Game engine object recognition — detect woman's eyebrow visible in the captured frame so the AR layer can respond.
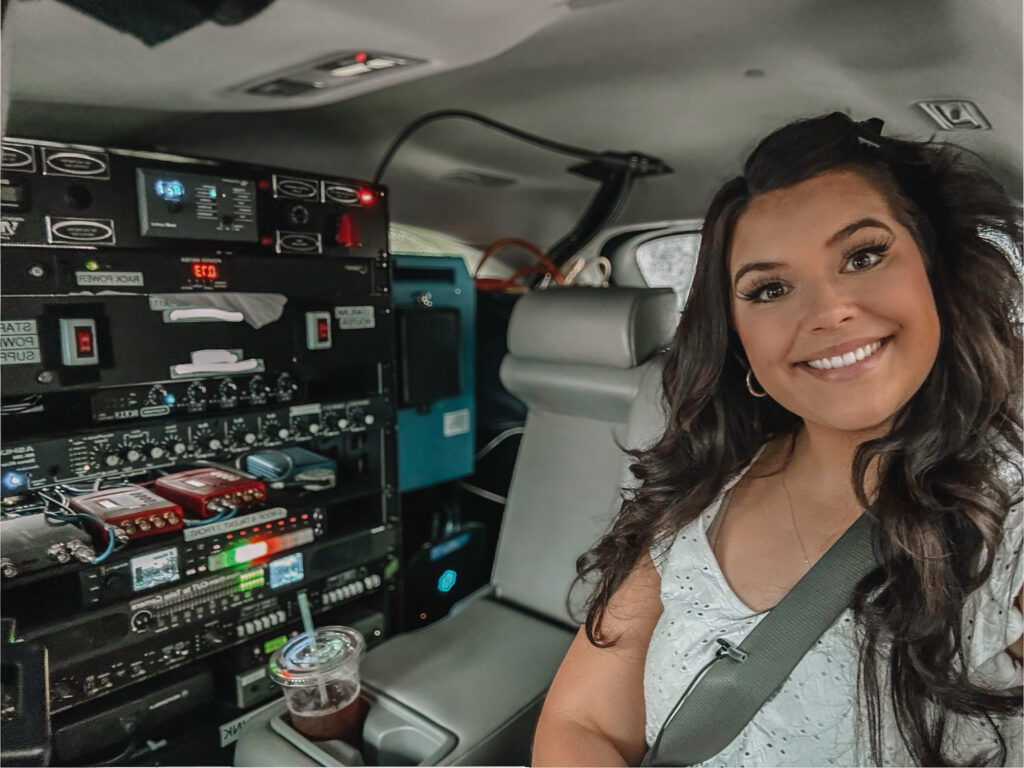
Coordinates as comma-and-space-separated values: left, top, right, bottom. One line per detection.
732, 261, 783, 287
825, 217, 894, 248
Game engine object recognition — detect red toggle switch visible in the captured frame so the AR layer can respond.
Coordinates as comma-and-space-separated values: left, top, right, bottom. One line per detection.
59, 318, 99, 366
317, 318, 329, 343
336, 213, 361, 248
74, 326, 94, 356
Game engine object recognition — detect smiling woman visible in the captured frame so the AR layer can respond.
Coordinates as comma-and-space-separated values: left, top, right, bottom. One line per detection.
534, 112, 1023, 767
730, 169, 942, 435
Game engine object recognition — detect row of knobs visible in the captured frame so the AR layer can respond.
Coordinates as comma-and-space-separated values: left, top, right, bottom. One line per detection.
147, 373, 296, 409
306, 412, 376, 435
93, 411, 377, 467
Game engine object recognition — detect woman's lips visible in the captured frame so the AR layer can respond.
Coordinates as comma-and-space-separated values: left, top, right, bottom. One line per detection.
797, 336, 893, 382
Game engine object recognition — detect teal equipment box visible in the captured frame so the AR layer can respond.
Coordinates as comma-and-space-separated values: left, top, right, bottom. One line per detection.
392, 254, 475, 492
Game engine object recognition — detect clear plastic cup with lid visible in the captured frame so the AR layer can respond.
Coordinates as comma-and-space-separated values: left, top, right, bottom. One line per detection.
269, 626, 366, 742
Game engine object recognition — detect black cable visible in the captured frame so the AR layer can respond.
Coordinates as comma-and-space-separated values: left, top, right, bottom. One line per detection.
373, 109, 605, 185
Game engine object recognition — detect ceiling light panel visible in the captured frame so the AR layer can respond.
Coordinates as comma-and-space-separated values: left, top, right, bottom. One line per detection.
242, 52, 424, 97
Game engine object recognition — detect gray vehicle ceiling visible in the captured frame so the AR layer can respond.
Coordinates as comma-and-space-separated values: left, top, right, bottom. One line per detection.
2, 0, 1020, 252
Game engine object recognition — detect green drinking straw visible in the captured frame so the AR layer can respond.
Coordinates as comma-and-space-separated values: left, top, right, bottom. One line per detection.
296, 591, 328, 706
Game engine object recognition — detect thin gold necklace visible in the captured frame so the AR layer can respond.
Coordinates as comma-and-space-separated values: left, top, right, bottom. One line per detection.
779, 473, 811, 567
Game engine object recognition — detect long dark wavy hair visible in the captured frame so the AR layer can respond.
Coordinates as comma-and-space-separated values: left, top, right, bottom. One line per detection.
574, 112, 1023, 765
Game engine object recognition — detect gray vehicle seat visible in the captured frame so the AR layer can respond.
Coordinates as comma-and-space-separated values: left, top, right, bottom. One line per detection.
359, 286, 676, 765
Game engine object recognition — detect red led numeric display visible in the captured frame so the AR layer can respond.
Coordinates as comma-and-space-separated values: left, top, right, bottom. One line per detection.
191, 263, 219, 280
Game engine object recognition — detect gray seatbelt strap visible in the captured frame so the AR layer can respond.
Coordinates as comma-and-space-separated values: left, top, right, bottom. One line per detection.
642, 514, 878, 766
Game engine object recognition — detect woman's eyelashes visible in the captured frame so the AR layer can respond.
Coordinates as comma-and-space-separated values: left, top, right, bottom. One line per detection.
840, 238, 892, 273
737, 239, 894, 303
738, 277, 789, 303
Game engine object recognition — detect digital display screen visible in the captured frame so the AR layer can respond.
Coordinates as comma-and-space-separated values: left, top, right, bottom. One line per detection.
131, 547, 181, 592
154, 179, 186, 200
268, 553, 304, 590
191, 262, 220, 280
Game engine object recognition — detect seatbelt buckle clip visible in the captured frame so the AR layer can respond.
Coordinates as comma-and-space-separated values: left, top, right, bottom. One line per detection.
715, 638, 749, 662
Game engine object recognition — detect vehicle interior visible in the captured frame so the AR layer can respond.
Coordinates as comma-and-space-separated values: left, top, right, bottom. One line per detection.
0, 1, 1020, 765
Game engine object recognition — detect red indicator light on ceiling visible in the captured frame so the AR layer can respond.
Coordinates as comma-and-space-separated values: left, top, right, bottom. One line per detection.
74, 326, 94, 356
257, 179, 271, 191
358, 188, 375, 205
354, 51, 368, 63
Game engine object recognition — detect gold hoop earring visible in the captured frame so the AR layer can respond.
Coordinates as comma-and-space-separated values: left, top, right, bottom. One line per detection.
746, 369, 767, 398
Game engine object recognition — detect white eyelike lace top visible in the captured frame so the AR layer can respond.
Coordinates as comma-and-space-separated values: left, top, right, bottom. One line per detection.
643, 461, 1024, 767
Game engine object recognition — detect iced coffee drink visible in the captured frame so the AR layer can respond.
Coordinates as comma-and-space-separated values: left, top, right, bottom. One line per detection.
269, 626, 366, 743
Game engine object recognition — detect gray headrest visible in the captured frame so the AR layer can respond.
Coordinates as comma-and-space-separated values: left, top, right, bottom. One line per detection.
506, 287, 677, 369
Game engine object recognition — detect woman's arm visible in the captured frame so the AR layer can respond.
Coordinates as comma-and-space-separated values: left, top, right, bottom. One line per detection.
532, 553, 664, 767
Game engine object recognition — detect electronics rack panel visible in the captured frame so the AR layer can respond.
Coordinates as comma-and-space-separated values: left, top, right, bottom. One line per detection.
0, 138, 400, 765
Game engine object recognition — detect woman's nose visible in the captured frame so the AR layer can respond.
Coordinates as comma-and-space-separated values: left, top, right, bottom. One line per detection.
805, 279, 857, 332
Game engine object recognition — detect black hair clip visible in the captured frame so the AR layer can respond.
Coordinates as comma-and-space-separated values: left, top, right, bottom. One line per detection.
854, 117, 885, 149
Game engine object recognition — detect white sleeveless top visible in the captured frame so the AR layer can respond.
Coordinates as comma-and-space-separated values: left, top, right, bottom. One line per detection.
643, 460, 1024, 766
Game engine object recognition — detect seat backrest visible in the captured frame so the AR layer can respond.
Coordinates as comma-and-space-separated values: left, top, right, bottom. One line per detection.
491, 286, 676, 625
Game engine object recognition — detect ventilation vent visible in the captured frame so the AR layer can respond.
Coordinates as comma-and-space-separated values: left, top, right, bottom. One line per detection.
917, 100, 991, 130
442, 170, 517, 188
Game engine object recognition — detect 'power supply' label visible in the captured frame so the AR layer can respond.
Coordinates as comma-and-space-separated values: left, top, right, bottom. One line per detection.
0, 319, 40, 365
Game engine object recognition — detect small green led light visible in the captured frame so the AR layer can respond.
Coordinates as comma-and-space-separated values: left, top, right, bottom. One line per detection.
84, 260, 100, 271
264, 635, 288, 654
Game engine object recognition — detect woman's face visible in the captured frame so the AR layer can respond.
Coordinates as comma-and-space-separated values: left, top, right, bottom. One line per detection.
728, 168, 941, 434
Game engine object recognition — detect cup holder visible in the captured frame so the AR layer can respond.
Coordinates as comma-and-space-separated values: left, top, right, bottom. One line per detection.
269, 686, 456, 767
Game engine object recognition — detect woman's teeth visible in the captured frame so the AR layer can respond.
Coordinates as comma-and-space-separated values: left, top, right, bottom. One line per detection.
806, 339, 884, 370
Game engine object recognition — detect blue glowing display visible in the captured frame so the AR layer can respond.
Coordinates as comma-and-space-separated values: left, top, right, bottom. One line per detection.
2, 471, 27, 491
269, 553, 304, 590
437, 569, 457, 593
154, 179, 186, 200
